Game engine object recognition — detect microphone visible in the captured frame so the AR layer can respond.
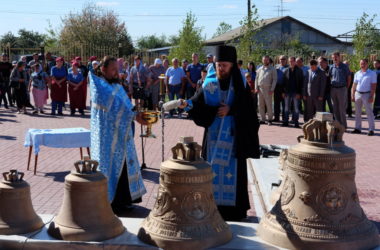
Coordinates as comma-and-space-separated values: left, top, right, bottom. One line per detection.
162, 99, 183, 111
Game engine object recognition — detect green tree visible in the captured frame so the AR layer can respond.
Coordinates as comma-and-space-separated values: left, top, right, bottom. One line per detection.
0, 29, 46, 48
16, 29, 46, 48
59, 3, 134, 56
136, 34, 170, 50
0, 32, 18, 47
45, 20, 59, 49
213, 22, 232, 38
351, 13, 380, 71
234, 4, 264, 64
169, 12, 204, 61
168, 35, 180, 46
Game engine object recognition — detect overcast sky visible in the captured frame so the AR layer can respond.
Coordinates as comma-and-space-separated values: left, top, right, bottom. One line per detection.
0, 0, 379, 44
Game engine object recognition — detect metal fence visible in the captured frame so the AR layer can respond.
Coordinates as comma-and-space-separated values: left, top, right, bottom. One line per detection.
1, 43, 167, 66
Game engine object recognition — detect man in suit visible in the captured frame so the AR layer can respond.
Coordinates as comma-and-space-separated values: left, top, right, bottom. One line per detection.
282, 56, 304, 128
303, 59, 326, 121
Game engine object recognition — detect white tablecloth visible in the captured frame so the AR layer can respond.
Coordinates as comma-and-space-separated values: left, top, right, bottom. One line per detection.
24, 128, 91, 155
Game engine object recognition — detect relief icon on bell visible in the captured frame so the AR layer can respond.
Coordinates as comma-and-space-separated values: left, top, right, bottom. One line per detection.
138, 136, 232, 250
257, 112, 379, 250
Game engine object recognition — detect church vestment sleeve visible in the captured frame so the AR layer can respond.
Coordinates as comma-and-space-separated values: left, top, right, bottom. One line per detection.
188, 88, 218, 128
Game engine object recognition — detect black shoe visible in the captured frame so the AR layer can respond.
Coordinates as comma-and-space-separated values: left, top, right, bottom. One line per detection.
281, 122, 289, 127
294, 123, 300, 128
57, 112, 63, 116
272, 118, 280, 122
368, 131, 374, 136
4, 105, 9, 109
51, 112, 56, 116
348, 115, 353, 118
259, 121, 266, 125
351, 129, 361, 134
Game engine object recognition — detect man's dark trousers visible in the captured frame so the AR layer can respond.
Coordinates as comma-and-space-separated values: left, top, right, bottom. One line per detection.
274, 85, 284, 121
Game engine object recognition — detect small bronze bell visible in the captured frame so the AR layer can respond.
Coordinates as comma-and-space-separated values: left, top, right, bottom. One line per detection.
48, 158, 125, 241
138, 137, 232, 250
0, 169, 43, 234
258, 113, 379, 250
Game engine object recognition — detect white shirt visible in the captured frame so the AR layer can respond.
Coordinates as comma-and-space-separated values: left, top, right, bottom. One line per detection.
354, 69, 377, 92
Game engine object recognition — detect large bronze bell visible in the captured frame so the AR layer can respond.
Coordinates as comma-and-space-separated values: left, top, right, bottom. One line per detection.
138, 137, 232, 250
48, 158, 124, 241
258, 113, 379, 250
0, 170, 43, 234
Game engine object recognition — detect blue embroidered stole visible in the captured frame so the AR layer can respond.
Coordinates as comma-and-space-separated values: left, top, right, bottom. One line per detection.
203, 68, 237, 206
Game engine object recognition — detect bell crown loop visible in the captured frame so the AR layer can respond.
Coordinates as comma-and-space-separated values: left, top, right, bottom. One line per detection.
74, 157, 99, 174
171, 136, 202, 162
2, 169, 24, 182
300, 112, 345, 145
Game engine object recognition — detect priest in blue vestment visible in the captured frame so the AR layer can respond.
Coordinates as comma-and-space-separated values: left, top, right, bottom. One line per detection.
90, 56, 147, 214
180, 46, 260, 221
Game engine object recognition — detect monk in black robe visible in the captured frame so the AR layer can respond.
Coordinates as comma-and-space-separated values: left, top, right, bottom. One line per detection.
180, 45, 260, 221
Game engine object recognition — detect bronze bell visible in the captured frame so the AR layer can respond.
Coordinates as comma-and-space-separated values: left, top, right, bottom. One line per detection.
48, 158, 125, 241
258, 113, 379, 250
138, 136, 232, 250
0, 169, 44, 234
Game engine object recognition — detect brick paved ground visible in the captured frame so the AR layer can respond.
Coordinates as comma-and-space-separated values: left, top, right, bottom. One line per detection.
0, 100, 379, 227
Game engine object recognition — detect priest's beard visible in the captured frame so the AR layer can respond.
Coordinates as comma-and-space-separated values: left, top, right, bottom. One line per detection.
216, 68, 232, 81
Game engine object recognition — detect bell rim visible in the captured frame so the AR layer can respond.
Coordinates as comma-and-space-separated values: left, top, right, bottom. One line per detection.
47, 219, 125, 241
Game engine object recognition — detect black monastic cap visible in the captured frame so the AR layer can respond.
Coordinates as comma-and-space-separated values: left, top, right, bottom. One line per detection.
215, 45, 237, 63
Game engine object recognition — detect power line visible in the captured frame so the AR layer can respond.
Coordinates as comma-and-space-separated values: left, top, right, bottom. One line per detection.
0, 9, 377, 22
271, 0, 291, 17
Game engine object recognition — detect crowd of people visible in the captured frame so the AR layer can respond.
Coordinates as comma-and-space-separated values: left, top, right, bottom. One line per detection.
0, 52, 90, 116
0, 50, 379, 135
250, 53, 379, 136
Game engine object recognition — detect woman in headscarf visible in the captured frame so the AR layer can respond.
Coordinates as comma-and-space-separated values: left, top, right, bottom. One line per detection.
29, 63, 49, 114
67, 61, 85, 116
74, 56, 88, 112
50, 57, 68, 115
10, 61, 28, 114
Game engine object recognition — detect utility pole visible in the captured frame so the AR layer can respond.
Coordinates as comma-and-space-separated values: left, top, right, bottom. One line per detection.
248, 0, 251, 18
247, 0, 252, 54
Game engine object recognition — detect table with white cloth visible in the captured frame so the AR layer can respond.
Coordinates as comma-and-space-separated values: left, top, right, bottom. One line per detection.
24, 128, 91, 175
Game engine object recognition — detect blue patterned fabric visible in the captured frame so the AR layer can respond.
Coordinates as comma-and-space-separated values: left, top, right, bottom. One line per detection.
202, 67, 237, 206
89, 73, 146, 202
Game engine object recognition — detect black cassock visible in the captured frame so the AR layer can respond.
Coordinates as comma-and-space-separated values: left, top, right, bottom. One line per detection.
188, 69, 260, 221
